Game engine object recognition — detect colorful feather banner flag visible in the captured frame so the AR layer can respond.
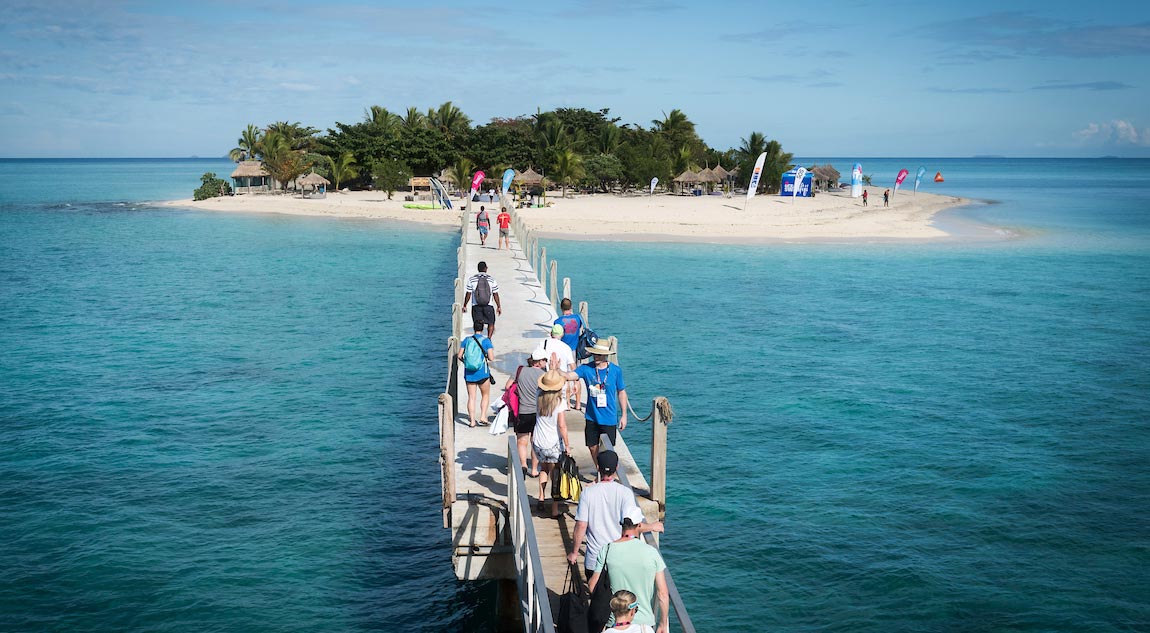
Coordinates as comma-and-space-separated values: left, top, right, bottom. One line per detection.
501, 169, 515, 196
894, 168, 909, 197
851, 163, 863, 198
430, 177, 452, 209
744, 152, 767, 210
792, 167, 808, 202
650, 177, 659, 195
914, 167, 926, 196
470, 171, 486, 196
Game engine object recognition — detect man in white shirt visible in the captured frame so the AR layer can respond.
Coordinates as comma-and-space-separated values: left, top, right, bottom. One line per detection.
540, 323, 579, 410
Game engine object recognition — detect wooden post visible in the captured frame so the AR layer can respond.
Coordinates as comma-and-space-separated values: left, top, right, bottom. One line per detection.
453, 278, 462, 314
452, 302, 462, 344
563, 277, 571, 301
607, 335, 619, 366
579, 301, 590, 330
539, 248, 548, 293
446, 336, 459, 417
651, 397, 668, 519
549, 261, 558, 311
438, 392, 456, 529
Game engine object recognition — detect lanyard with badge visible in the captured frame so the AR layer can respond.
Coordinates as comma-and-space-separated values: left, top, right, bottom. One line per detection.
589, 365, 609, 408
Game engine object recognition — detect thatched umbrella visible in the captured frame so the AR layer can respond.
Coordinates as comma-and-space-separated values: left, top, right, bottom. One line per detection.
230, 160, 270, 193
712, 163, 731, 180
515, 167, 544, 185
811, 164, 841, 191
673, 170, 699, 194
299, 171, 330, 192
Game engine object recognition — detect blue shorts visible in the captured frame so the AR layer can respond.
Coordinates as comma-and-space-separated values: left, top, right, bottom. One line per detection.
478, 226, 489, 237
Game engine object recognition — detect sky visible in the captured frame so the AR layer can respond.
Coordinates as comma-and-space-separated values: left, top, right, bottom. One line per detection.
1, 0, 1149, 158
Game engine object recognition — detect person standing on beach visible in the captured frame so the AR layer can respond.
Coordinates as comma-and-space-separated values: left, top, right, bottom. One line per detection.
562, 340, 626, 471
458, 321, 494, 427
496, 207, 512, 250
862, 189, 868, 207
567, 450, 663, 582
476, 205, 491, 246
463, 261, 502, 339
883, 189, 890, 207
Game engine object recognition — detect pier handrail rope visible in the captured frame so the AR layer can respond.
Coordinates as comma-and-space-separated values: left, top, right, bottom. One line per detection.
601, 435, 696, 633
507, 435, 558, 633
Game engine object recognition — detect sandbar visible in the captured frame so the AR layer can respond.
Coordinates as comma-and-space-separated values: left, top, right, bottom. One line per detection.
164, 186, 975, 243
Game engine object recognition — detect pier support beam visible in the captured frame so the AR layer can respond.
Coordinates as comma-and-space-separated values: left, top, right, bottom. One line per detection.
651, 397, 668, 518
549, 261, 558, 311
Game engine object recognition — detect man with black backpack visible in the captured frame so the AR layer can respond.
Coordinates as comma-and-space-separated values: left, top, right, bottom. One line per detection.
463, 261, 502, 339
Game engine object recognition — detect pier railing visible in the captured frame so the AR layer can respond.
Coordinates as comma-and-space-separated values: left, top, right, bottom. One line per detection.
507, 435, 557, 633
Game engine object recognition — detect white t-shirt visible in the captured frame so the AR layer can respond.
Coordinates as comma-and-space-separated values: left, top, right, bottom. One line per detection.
606, 624, 654, 633
541, 337, 575, 371
573, 479, 644, 572
533, 400, 568, 451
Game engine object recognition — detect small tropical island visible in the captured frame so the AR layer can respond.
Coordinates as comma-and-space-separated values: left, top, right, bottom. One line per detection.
173, 103, 971, 243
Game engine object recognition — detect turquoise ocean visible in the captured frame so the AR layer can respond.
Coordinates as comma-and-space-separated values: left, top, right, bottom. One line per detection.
1, 158, 1147, 631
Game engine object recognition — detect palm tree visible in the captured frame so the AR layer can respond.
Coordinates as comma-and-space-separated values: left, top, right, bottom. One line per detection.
266, 121, 318, 152
401, 107, 426, 131
324, 152, 358, 191
652, 109, 696, 138
762, 140, 794, 194
364, 106, 401, 137
427, 101, 471, 140
736, 132, 768, 192
551, 149, 583, 198
597, 124, 622, 156
260, 130, 312, 191
446, 157, 475, 195
672, 146, 696, 177
229, 124, 263, 162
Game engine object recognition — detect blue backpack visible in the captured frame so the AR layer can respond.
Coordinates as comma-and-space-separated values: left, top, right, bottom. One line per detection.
463, 336, 486, 371
575, 328, 599, 360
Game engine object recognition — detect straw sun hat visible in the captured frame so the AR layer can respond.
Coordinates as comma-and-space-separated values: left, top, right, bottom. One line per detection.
585, 340, 613, 356
537, 370, 566, 392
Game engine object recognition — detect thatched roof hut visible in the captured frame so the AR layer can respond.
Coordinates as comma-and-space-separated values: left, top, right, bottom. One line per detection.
299, 171, 330, 187
673, 170, 699, 184
811, 164, 841, 190
230, 160, 270, 193
515, 167, 544, 185
697, 167, 720, 183
712, 164, 731, 180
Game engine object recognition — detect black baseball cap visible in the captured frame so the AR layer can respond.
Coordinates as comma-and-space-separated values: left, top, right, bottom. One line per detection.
598, 450, 619, 476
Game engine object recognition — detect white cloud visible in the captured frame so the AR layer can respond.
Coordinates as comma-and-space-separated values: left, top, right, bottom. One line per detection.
1073, 119, 1150, 146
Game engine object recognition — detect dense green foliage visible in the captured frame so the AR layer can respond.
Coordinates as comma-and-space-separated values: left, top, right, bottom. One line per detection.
193, 172, 231, 200
226, 104, 793, 194
371, 158, 412, 200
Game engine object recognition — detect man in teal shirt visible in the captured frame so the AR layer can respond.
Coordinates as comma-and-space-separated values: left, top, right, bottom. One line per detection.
588, 517, 669, 633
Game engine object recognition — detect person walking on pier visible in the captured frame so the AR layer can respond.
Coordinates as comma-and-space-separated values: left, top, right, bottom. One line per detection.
476, 205, 491, 246
542, 324, 580, 411
496, 206, 512, 250
507, 348, 548, 477
589, 518, 670, 633
533, 369, 571, 518
458, 321, 495, 428
602, 590, 656, 633
463, 261, 502, 339
567, 450, 663, 582
554, 298, 585, 354
563, 340, 626, 472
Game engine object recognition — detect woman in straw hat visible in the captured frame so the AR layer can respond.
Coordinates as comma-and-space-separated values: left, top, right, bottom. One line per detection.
533, 369, 571, 518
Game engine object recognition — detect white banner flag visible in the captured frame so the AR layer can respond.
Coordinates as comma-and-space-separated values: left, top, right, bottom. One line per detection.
744, 152, 767, 209
793, 167, 808, 202
650, 177, 659, 195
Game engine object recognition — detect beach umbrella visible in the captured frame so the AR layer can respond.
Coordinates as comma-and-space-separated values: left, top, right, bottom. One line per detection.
299, 171, 330, 187
515, 167, 544, 185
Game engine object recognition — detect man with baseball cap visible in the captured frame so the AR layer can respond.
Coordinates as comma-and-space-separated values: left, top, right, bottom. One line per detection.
567, 450, 664, 582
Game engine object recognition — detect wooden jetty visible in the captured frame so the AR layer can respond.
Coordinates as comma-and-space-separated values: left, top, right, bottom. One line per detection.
437, 198, 695, 632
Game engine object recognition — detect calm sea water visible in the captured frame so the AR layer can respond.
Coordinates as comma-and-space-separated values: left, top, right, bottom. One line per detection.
2, 158, 1148, 632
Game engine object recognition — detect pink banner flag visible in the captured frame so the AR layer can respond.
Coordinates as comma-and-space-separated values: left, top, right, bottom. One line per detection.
893, 169, 909, 196
470, 171, 486, 195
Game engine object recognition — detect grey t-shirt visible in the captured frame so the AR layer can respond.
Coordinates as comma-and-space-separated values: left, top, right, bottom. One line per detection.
516, 366, 546, 415
573, 480, 644, 571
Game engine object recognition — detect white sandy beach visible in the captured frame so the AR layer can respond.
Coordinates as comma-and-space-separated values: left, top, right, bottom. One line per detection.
165, 186, 972, 243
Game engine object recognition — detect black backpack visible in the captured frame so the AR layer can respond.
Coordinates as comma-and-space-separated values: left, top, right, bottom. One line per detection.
474, 275, 492, 306
575, 328, 598, 360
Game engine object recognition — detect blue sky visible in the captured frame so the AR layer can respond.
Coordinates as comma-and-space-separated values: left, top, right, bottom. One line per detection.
2, 0, 1148, 158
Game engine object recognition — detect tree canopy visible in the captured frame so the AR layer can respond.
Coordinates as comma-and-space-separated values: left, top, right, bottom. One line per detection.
227, 103, 792, 194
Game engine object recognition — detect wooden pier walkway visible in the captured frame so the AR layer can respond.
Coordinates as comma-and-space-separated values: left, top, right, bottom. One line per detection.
437, 199, 692, 632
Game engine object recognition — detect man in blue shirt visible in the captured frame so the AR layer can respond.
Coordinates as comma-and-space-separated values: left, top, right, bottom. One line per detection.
554, 298, 584, 353
564, 339, 627, 472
